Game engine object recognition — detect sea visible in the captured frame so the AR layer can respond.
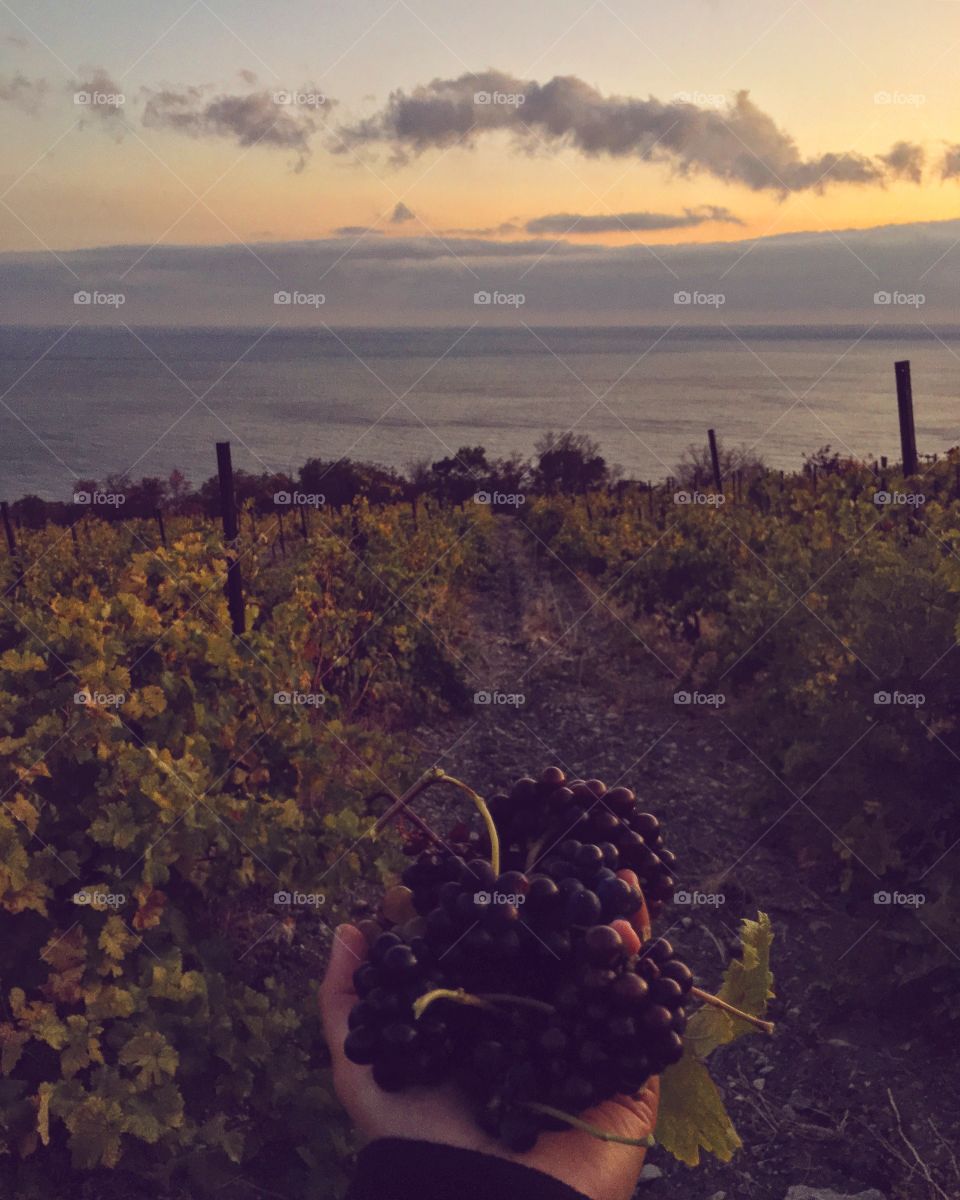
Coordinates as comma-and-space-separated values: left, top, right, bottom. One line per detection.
2, 325, 959, 500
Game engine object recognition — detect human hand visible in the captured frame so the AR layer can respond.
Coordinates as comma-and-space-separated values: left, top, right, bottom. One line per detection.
318, 871, 659, 1200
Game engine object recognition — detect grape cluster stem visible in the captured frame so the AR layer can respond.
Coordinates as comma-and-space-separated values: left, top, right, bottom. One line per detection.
521, 1102, 656, 1148
372, 768, 501, 876
689, 987, 774, 1034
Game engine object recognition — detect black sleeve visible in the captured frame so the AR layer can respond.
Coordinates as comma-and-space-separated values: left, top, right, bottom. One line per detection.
345, 1137, 592, 1200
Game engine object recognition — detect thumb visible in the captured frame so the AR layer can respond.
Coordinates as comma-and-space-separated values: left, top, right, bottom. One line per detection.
319, 923, 368, 1066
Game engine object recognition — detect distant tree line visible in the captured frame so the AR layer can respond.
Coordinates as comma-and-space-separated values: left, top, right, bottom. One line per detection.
5, 431, 618, 527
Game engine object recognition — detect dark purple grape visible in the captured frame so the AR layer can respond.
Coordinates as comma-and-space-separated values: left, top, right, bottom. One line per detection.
352, 964, 379, 996
565, 888, 602, 925
611, 973, 649, 1009
605, 786, 635, 814
496, 870, 529, 896
652, 977, 684, 1006
499, 1110, 539, 1152
348, 1002, 374, 1029
643, 1005, 674, 1032
370, 931, 402, 965
538, 1027, 569, 1057
574, 844, 604, 873
382, 944, 418, 977
585, 924, 624, 965
632, 813, 660, 839
526, 875, 560, 915
344, 1027, 378, 1065
660, 960, 694, 993
372, 1058, 407, 1091
465, 859, 497, 890
598, 842, 620, 869
647, 937, 674, 963
381, 1022, 418, 1051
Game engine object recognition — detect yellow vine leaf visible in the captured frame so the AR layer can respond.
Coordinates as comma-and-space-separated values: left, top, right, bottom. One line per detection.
98, 915, 139, 961
656, 913, 774, 1164
655, 1047, 743, 1166
0, 1024, 30, 1075
119, 1031, 179, 1088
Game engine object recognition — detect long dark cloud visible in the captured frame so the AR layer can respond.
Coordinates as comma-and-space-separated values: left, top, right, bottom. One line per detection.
0, 72, 47, 114
142, 85, 329, 171
3, 219, 960, 326
525, 205, 743, 235
337, 71, 919, 194
442, 221, 520, 236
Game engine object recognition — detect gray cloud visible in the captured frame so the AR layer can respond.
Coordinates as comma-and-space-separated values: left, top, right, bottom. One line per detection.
71, 68, 126, 135
391, 201, 416, 222
878, 141, 925, 184
337, 71, 917, 194
941, 144, 960, 180
0, 72, 47, 114
526, 205, 743, 235
142, 85, 328, 171
333, 225, 385, 235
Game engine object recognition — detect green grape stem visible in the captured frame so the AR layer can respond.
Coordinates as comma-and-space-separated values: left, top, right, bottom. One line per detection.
413, 988, 556, 1020
413, 988, 493, 1020
432, 772, 501, 877
521, 1102, 656, 1148
691, 986, 774, 1034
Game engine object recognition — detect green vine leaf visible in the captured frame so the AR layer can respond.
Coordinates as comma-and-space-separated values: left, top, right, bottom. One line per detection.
655, 912, 774, 1164
655, 1049, 742, 1167
686, 911, 775, 1058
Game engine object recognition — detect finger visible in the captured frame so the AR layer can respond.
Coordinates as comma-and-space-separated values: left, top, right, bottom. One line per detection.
646, 1073, 661, 1120
610, 918, 641, 957
616, 869, 651, 940
319, 923, 368, 1069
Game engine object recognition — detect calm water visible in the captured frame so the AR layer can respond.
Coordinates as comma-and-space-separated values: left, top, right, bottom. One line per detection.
2, 325, 960, 500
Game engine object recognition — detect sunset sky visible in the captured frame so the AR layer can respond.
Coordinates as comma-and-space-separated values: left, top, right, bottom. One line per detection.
2, 0, 958, 323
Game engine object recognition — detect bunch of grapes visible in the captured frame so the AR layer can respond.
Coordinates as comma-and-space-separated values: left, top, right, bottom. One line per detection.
344, 766, 694, 1151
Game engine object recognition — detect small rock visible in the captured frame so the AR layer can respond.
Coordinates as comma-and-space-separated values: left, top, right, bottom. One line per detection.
709, 1193, 727, 1200
783, 1188, 885, 1200
753, 1077, 765, 1090
638, 1164, 663, 1182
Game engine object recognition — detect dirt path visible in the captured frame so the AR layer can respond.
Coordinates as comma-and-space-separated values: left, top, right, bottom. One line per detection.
402, 517, 958, 1200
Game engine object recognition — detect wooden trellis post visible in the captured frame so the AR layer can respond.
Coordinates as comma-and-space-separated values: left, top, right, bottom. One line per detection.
216, 442, 245, 635
895, 360, 918, 476
708, 428, 722, 492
